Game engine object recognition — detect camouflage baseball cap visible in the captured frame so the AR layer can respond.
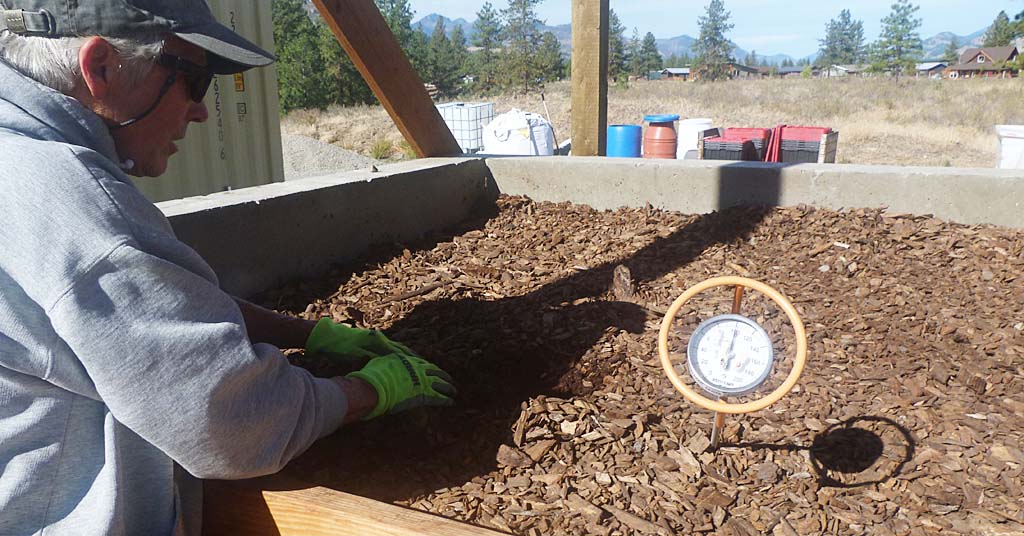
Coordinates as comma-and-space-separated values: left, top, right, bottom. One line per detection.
0, 0, 275, 73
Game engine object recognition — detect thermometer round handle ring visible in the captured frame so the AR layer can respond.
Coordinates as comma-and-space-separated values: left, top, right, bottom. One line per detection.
658, 276, 807, 415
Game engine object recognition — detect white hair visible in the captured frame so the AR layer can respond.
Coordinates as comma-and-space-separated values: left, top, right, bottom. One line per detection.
0, 31, 165, 94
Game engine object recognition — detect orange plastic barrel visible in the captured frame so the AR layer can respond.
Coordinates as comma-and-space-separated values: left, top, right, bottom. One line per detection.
643, 114, 680, 159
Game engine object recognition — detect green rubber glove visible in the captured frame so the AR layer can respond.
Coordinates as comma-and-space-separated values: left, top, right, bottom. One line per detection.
347, 353, 456, 420
305, 318, 415, 365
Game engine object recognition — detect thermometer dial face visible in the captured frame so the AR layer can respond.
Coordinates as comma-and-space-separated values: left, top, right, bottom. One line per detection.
687, 314, 775, 396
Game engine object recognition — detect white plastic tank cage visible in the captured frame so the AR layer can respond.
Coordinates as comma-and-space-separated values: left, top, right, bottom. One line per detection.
436, 102, 495, 154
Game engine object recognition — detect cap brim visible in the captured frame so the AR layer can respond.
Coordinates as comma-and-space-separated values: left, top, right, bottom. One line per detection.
175, 22, 275, 74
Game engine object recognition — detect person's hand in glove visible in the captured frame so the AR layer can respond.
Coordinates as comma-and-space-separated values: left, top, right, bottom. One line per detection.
347, 353, 456, 420
305, 318, 415, 366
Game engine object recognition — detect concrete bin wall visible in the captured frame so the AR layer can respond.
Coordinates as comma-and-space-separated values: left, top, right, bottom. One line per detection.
161, 158, 1024, 298
161, 158, 494, 297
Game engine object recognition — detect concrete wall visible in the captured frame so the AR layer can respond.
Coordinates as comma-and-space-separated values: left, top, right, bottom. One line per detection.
162, 157, 1023, 297
485, 157, 1024, 228
160, 158, 492, 297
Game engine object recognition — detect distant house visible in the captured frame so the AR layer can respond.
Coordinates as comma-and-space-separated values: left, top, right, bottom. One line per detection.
823, 65, 849, 77
947, 47, 1019, 79
916, 62, 947, 79
680, 64, 765, 81
659, 67, 690, 81
777, 66, 807, 78
823, 64, 870, 77
727, 63, 762, 79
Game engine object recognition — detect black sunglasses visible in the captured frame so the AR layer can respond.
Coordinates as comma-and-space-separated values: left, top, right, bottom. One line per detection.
156, 53, 216, 103
111, 53, 216, 129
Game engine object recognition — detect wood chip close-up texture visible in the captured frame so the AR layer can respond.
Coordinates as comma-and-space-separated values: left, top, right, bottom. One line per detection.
257, 195, 1024, 536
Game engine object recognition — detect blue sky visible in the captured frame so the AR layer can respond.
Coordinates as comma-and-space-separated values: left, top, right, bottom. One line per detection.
407, 1, 1024, 57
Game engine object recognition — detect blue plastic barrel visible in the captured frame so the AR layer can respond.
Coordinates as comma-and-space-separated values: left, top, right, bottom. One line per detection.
607, 125, 643, 157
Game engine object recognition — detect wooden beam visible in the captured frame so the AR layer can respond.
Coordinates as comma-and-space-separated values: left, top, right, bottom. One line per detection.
312, 0, 462, 157
203, 478, 509, 535
570, 0, 609, 156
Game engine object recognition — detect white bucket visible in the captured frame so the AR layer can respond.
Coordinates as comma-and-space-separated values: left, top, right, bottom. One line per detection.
677, 118, 715, 159
482, 109, 555, 156
996, 125, 1024, 169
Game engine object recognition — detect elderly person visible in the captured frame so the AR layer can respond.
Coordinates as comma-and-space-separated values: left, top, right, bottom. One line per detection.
0, 1, 455, 534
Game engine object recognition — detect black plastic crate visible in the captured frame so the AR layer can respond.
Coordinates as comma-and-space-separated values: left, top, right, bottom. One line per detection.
703, 138, 764, 161
781, 140, 820, 163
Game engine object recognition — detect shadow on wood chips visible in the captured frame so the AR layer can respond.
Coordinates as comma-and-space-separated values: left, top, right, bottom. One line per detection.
270, 201, 776, 502
723, 415, 915, 489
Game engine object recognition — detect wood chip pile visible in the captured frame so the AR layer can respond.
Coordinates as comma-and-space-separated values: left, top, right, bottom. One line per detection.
259, 195, 1024, 536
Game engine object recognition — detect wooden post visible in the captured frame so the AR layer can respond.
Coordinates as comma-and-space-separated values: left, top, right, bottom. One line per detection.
570, 0, 609, 156
312, 0, 462, 158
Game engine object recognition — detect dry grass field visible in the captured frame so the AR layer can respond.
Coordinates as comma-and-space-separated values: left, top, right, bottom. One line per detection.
282, 77, 1024, 168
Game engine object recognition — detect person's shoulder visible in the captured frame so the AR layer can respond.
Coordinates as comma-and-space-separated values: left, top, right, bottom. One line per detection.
0, 134, 174, 281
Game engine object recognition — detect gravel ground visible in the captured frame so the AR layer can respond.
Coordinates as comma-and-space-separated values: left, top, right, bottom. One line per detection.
281, 133, 379, 180
259, 196, 1024, 535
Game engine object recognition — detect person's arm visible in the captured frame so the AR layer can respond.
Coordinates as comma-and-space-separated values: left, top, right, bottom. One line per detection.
231, 302, 379, 422
50, 243, 352, 479
233, 297, 317, 349
332, 376, 378, 424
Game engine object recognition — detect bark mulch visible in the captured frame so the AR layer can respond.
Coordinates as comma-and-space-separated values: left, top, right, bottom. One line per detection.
257, 195, 1024, 536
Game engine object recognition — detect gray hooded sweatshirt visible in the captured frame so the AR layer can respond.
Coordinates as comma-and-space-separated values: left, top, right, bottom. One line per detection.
0, 60, 347, 535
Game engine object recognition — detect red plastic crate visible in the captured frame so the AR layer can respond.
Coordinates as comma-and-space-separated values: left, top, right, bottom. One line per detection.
721, 128, 770, 142
780, 126, 832, 142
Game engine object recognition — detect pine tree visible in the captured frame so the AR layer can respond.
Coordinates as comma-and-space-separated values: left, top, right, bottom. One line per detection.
608, 10, 628, 83
818, 9, 865, 69
1016, 10, 1024, 39
868, 0, 923, 78
272, 0, 332, 112
626, 28, 643, 76
536, 32, 564, 84
449, 24, 469, 85
471, 2, 503, 92
639, 32, 663, 75
500, 0, 543, 94
693, 0, 735, 81
376, 0, 427, 73
317, 20, 375, 107
942, 37, 960, 65
982, 11, 1014, 47
426, 19, 462, 96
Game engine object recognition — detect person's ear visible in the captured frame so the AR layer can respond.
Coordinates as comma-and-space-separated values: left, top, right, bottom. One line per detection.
78, 37, 118, 100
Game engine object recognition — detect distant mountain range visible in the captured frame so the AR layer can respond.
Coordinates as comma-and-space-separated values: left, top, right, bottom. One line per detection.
922, 28, 987, 59
413, 13, 474, 38
412, 12, 998, 65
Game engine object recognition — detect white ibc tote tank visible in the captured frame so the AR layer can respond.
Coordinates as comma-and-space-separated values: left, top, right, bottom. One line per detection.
482, 109, 555, 156
996, 125, 1024, 169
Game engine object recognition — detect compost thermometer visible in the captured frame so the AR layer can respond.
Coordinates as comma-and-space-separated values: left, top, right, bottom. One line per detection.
658, 276, 808, 449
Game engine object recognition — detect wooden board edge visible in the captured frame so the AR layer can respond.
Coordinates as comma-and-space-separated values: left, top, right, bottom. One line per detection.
262, 486, 510, 536
203, 479, 509, 536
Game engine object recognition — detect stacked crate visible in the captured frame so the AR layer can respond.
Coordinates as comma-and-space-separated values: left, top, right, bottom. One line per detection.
701, 125, 839, 163
701, 128, 770, 161
778, 126, 837, 163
